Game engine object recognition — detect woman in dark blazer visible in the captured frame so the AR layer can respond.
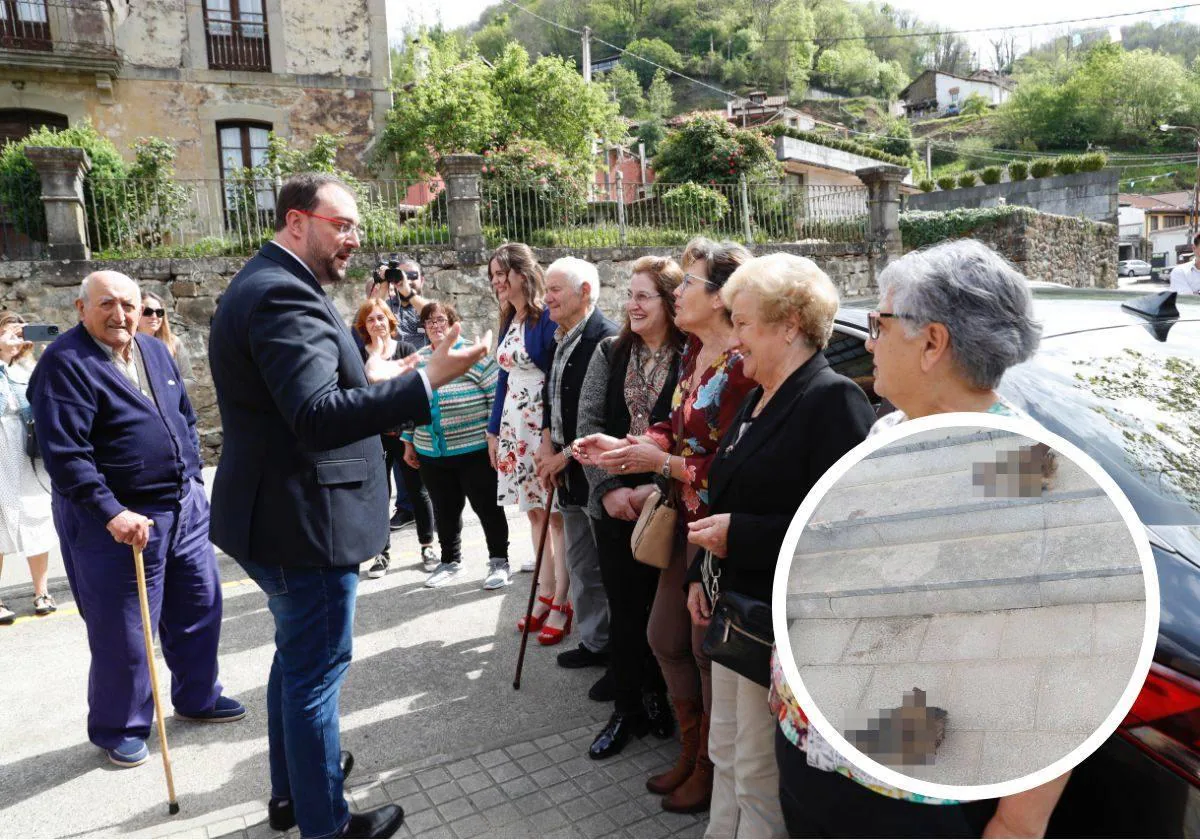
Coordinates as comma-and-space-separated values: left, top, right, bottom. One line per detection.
684, 253, 876, 838
575, 255, 686, 760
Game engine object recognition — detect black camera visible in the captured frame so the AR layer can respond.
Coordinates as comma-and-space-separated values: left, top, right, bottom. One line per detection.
22, 324, 59, 342
384, 259, 405, 283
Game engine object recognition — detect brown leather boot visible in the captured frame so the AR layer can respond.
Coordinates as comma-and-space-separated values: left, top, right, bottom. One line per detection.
646, 696, 702, 795
661, 712, 712, 813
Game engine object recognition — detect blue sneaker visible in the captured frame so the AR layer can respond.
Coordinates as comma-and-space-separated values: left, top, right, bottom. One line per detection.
175, 695, 246, 723
107, 737, 149, 768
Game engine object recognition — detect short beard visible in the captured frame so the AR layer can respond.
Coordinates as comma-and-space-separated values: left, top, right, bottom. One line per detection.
305, 227, 346, 284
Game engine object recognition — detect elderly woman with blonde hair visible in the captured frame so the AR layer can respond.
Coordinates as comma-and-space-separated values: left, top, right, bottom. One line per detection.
682, 253, 876, 837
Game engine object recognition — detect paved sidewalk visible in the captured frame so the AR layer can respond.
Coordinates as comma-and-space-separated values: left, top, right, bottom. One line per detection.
0, 475, 710, 838
190, 717, 705, 840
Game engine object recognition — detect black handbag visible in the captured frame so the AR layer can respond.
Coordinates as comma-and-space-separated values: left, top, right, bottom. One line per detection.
23, 413, 37, 460
698, 550, 774, 687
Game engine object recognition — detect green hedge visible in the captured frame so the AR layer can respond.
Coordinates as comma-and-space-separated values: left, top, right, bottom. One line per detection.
981, 166, 1003, 185
917, 179, 935, 192
1007, 161, 1028, 181
957, 172, 978, 188
763, 125, 911, 168
1030, 158, 1055, 178
936, 175, 957, 191
899, 206, 1036, 251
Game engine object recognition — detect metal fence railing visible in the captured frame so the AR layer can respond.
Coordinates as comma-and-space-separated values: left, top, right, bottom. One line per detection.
0, 0, 118, 57
79, 176, 448, 257
7, 172, 867, 259
481, 179, 869, 248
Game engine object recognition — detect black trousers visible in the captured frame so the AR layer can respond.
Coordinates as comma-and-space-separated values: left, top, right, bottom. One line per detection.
593, 511, 667, 714
381, 435, 435, 546
419, 449, 509, 563
775, 728, 996, 838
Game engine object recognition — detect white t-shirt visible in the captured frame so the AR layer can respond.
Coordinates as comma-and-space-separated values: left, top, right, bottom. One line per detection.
1169, 261, 1200, 294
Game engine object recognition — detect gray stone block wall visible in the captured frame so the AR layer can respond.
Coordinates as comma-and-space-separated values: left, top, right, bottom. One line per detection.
0, 243, 880, 461
904, 171, 1119, 226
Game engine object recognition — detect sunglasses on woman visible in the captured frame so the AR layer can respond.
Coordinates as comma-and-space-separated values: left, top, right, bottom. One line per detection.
867, 310, 919, 340
143, 307, 165, 318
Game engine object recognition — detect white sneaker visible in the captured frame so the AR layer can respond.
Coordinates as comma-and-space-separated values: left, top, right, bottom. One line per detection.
425, 561, 462, 588
483, 558, 511, 590
518, 559, 536, 573
421, 545, 441, 573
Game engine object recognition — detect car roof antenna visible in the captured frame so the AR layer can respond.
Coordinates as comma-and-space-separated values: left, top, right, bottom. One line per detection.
1121, 291, 1180, 321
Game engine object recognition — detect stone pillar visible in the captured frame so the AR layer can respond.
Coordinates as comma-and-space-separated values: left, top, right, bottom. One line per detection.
438, 154, 486, 253
856, 164, 908, 266
25, 146, 93, 261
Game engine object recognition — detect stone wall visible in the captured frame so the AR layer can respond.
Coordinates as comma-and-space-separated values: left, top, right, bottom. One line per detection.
0, 243, 881, 461
941, 211, 1119, 289
903, 171, 1119, 226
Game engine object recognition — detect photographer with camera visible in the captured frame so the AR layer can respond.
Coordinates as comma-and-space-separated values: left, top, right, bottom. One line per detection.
364, 255, 431, 351
364, 256, 437, 533
0, 312, 56, 622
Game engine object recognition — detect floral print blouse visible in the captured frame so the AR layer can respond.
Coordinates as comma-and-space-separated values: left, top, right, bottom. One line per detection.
645, 334, 754, 524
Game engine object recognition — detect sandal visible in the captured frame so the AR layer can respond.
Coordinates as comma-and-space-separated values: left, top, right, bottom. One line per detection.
0, 601, 15, 624
537, 602, 574, 646
33, 594, 57, 615
517, 594, 553, 633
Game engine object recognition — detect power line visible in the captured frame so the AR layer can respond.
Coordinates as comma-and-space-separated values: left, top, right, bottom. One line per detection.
760, 3, 1200, 43
500, 0, 1200, 165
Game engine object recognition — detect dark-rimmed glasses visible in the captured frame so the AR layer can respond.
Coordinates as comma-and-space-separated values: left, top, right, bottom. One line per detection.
424, 316, 450, 327
867, 310, 917, 340
294, 209, 361, 237
143, 307, 165, 318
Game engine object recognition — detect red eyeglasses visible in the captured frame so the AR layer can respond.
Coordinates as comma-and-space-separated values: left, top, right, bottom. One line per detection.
294, 209, 361, 237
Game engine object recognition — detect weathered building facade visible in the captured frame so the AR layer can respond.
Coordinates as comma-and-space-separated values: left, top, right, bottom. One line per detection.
0, 0, 391, 179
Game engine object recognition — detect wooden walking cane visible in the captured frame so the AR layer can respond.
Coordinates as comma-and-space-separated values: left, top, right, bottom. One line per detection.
133, 541, 180, 815
513, 486, 556, 690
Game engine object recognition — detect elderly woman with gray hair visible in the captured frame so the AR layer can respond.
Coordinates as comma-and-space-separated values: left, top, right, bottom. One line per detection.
769, 240, 1065, 838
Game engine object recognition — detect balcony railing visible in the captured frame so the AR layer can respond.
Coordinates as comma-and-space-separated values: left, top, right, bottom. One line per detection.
0, 0, 120, 71
204, 11, 270, 72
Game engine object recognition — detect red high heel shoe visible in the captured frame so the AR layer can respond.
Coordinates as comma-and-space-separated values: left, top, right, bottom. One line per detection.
517, 594, 553, 633
537, 602, 574, 646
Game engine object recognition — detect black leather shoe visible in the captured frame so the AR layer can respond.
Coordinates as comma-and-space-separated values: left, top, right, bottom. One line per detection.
588, 670, 616, 702
589, 711, 649, 760
557, 643, 609, 669
341, 804, 405, 839
268, 751, 355, 830
643, 691, 674, 739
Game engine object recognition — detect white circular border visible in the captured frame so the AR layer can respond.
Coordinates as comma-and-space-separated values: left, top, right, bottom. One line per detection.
770, 411, 1160, 802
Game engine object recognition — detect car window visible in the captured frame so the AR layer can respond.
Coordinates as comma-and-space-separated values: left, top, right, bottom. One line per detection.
1000, 320, 1200, 526
827, 330, 878, 404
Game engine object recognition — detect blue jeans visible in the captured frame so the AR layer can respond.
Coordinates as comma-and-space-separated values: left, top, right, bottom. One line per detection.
237, 560, 358, 838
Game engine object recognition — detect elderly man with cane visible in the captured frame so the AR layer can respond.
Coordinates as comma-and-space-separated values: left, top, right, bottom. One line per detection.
27, 270, 243, 770
209, 173, 490, 840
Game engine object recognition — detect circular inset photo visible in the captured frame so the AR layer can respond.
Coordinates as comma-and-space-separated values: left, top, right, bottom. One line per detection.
773, 414, 1157, 801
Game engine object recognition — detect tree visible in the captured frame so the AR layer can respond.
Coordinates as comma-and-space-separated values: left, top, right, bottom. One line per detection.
990, 34, 1017, 74
602, 65, 645, 118
621, 37, 682, 87
380, 42, 621, 174
652, 114, 779, 184
961, 92, 990, 117
646, 69, 674, 118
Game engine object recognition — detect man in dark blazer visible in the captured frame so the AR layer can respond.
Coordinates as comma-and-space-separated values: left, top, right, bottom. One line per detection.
535, 257, 618, 696
28, 270, 243, 769
208, 173, 488, 840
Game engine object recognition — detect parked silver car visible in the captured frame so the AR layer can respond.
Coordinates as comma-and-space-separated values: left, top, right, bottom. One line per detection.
1118, 259, 1152, 277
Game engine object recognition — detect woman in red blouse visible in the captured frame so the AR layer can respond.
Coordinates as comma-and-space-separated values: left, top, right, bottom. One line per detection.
575, 238, 754, 814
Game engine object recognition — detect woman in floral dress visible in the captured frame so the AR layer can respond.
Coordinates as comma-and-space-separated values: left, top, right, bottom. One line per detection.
575, 238, 755, 813
485, 243, 570, 642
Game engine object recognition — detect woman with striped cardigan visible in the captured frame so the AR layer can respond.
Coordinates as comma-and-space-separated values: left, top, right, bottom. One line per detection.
403, 301, 511, 590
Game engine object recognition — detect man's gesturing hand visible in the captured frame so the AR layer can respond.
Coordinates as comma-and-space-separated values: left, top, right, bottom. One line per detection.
423, 323, 493, 389
107, 510, 153, 550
